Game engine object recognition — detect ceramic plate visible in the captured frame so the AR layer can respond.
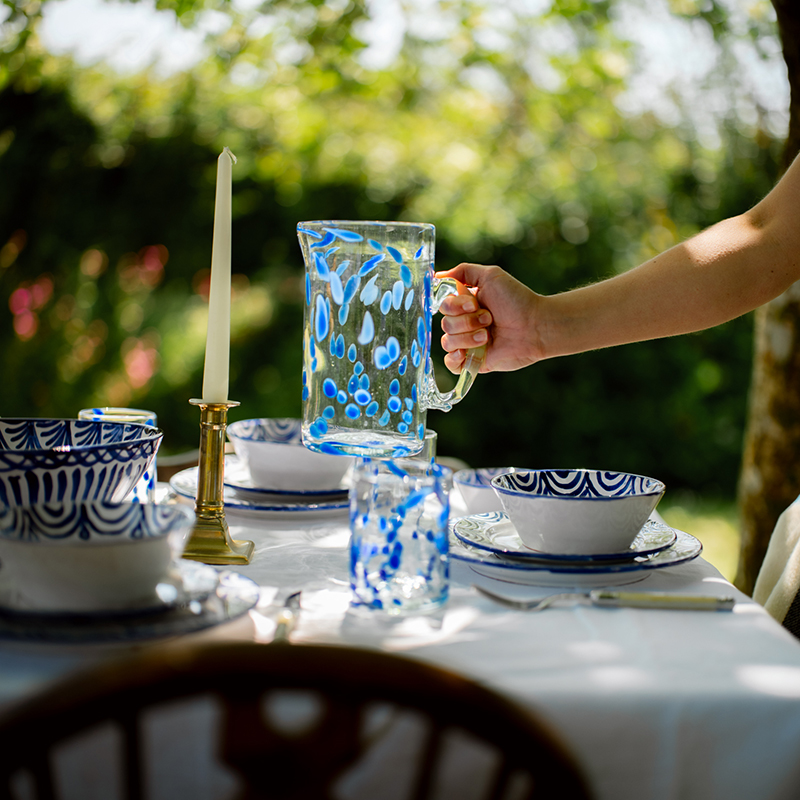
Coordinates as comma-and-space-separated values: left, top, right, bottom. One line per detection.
0, 568, 259, 643
452, 512, 677, 563
449, 527, 702, 588
170, 466, 349, 519
223, 456, 349, 500
0, 561, 219, 619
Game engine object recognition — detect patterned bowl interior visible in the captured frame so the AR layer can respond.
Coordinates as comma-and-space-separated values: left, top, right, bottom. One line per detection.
491, 469, 665, 500
0, 419, 163, 507
227, 418, 302, 446
0, 501, 193, 545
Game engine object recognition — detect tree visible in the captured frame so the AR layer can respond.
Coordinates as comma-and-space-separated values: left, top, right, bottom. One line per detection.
735, 0, 800, 594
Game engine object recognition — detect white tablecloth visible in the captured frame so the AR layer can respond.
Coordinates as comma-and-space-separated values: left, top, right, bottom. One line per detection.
2, 503, 800, 800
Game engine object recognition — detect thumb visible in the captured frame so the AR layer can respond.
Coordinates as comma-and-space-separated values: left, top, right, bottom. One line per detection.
434, 262, 488, 290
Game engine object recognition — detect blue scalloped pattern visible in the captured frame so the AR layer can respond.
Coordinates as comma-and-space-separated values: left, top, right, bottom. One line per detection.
0, 420, 161, 507
493, 470, 663, 500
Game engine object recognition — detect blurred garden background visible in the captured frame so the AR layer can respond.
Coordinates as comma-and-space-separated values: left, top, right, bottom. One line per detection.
0, 0, 790, 579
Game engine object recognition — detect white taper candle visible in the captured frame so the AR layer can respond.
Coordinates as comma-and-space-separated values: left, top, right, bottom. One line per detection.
201, 147, 236, 403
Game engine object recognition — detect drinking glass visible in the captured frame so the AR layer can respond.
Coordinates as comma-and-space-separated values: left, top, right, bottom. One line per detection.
349, 457, 451, 614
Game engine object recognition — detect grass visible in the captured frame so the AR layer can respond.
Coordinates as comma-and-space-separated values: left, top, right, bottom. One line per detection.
658, 493, 741, 583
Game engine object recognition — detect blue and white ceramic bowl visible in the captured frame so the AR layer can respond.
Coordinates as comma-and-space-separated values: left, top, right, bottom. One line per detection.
454, 468, 520, 515
490, 469, 665, 555
227, 418, 353, 491
0, 501, 194, 611
0, 419, 163, 507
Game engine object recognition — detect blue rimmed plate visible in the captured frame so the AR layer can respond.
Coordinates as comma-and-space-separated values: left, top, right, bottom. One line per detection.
449, 525, 702, 588
452, 512, 677, 563
170, 465, 349, 519
0, 565, 259, 643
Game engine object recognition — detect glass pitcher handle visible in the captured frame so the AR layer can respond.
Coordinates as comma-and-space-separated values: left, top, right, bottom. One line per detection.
425, 277, 487, 411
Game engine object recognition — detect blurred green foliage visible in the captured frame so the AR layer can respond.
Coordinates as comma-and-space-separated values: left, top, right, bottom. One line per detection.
0, 0, 784, 496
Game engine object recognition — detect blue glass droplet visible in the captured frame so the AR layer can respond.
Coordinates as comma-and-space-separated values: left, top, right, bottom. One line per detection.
359, 374, 370, 390
348, 375, 359, 394
366, 401, 379, 417
380, 291, 392, 315
386, 336, 400, 361
358, 253, 385, 277
347, 343, 357, 362
358, 311, 375, 345
368, 239, 383, 251
405, 397, 413, 410
343, 274, 360, 304
389, 379, 400, 395
314, 251, 331, 280
315, 417, 329, 434
335, 334, 345, 359
337, 390, 347, 404
417, 316, 426, 345
354, 361, 364, 375
323, 405, 335, 419
374, 346, 391, 370
314, 294, 329, 341
325, 226, 364, 242
378, 410, 391, 426
392, 280, 404, 310
336, 259, 351, 276
359, 274, 379, 305
388, 396, 402, 413
354, 389, 371, 405
338, 303, 349, 326
305, 273, 311, 305
323, 378, 337, 398
398, 423, 409, 434
402, 410, 413, 424
302, 386, 309, 401
331, 272, 344, 305
404, 289, 414, 310
399, 356, 407, 375
345, 403, 361, 419
400, 264, 412, 287
414, 245, 424, 259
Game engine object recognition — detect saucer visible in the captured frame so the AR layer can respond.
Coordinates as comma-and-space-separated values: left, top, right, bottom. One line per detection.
0, 568, 259, 643
170, 466, 349, 519
0, 560, 219, 619
452, 512, 677, 563
449, 527, 702, 587
223, 456, 349, 500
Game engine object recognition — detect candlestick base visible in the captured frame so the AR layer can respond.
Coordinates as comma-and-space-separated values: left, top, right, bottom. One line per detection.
183, 398, 254, 566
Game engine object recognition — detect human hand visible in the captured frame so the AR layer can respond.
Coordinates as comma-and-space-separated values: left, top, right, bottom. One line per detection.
436, 263, 544, 374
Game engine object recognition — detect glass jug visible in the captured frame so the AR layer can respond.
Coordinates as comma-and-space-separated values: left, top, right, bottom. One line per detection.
298, 220, 484, 457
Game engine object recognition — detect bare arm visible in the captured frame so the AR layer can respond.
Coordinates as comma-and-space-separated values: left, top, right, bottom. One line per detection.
438, 153, 800, 373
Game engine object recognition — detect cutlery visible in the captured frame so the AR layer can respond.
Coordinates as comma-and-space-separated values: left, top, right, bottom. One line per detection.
273, 591, 302, 642
473, 585, 736, 612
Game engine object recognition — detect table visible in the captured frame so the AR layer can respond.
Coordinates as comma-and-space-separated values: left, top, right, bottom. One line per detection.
2, 500, 800, 800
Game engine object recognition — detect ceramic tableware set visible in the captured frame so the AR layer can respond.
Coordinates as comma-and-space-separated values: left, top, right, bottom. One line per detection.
0, 417, 259, 642
450, 468, 703, 588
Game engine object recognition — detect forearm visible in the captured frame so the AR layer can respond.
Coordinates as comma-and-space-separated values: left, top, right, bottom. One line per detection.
541, 209, 800, 359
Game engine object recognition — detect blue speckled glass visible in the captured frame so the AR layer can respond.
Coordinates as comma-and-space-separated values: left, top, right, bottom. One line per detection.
298, 221, 483, 458
349, 457, 451, 614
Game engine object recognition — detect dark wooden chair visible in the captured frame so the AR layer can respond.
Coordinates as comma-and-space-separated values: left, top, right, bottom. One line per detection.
0, 642, 593, 800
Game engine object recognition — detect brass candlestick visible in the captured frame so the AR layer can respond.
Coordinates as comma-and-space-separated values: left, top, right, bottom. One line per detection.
183, 399, 254, 565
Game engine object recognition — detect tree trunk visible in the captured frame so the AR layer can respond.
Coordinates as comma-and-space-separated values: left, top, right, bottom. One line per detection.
734, 0, 800, 595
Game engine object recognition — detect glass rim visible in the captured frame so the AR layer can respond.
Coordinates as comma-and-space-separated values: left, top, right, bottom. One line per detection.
297, 220, 435, 231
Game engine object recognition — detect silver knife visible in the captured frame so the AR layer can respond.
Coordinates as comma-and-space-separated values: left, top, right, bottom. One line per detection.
273, 591, 302, 642
474, 585, 736, 612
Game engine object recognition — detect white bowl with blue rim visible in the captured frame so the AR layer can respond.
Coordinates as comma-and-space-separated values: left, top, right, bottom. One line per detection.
490, 469, 665, 555
227, 418, 353, 492
454, 467, 520, 515
0, 501, 195, 612
0, 418, 162, 508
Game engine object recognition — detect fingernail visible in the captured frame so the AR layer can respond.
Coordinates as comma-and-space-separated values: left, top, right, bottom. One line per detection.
477, 311, 492, 325
461, 297, 477, 312
474, 330, 488, 344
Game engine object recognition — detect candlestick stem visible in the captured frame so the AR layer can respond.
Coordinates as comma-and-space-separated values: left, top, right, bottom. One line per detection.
183, 399, 254, 565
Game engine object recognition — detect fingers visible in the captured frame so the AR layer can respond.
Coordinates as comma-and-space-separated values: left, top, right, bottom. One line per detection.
434, 262, 492, 287
443, 349, 466, 374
